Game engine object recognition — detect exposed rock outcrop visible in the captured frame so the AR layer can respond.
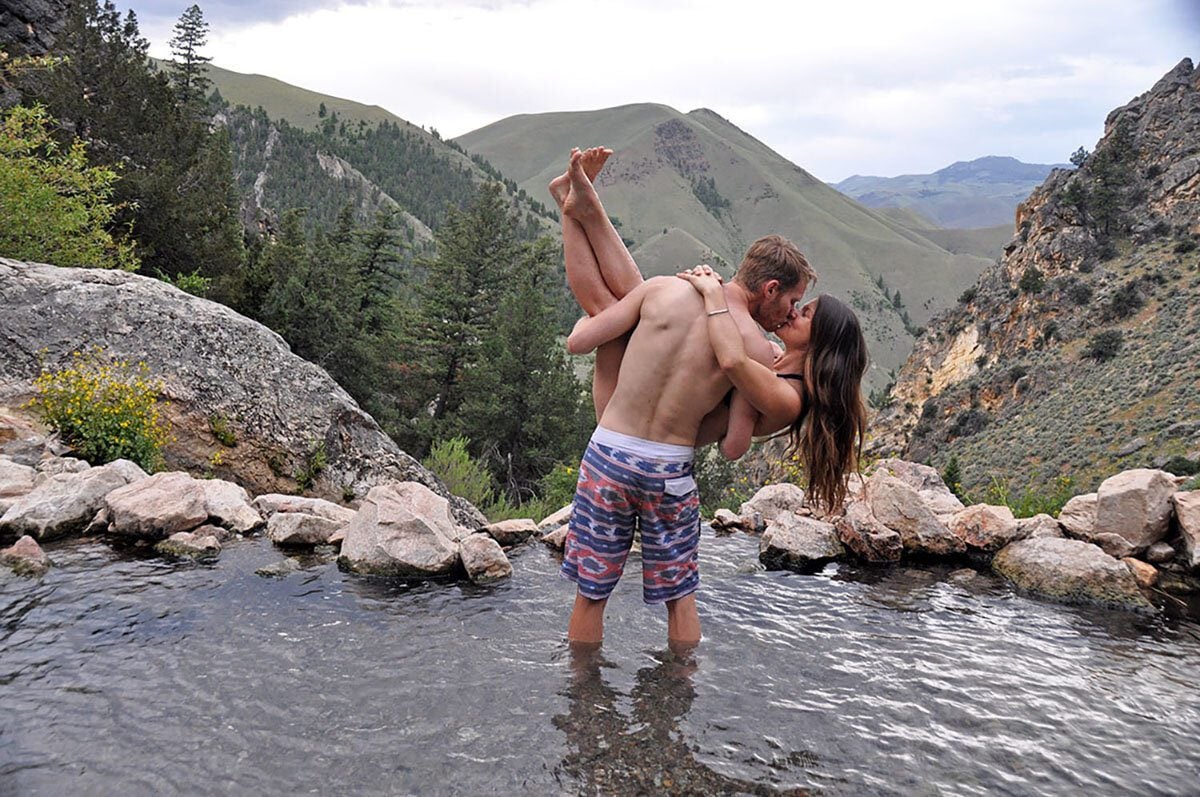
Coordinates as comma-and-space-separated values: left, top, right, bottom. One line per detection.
0, 260, 485, 528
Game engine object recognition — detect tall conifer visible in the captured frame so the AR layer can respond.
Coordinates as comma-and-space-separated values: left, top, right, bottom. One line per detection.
168, 4, 212, 112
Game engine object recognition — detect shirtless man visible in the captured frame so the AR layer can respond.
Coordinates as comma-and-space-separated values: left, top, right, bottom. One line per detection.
558, 153, 813, 648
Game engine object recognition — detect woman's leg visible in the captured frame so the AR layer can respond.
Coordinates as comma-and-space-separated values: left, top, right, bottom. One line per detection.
550, 148, 642, 419
563, 149, 644, 299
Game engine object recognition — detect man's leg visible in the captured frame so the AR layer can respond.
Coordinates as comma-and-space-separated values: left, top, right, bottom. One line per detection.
666, 594, 701, 646
567, 593, 609, 645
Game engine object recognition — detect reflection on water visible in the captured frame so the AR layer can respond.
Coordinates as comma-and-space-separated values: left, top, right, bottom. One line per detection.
1, 530, 1199, 795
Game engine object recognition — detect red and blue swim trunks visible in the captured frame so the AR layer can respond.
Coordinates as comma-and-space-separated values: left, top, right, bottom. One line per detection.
561, 426, 701, 604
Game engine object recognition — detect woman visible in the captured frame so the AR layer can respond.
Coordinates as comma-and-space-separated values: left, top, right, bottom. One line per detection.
552, 148, 868, 511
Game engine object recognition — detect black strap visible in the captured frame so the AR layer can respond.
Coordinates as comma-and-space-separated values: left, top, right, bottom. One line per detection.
776, 373, 805, 381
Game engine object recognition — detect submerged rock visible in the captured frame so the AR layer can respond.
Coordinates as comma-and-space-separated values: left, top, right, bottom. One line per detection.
483, 518, 538, 547
992, 537, 1153, 612
835, 501, 903, 563
256, 557, 302, 577
759, 513, 843, 572
0, 459, 145, 541
154, 531, 221, 560
105, 472, 208, 540
459, 533, 513, 584
0, 534, 51, 576
337, 482, 463, 578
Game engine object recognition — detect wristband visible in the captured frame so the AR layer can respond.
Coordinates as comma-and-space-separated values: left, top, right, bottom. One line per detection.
707, 308, 731, 317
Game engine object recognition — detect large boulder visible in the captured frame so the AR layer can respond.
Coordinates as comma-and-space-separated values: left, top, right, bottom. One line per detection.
992, 537, 1154, 612
459, 533, 513, 584
949, 504, 1021, 553
759, 513, 844, 572
1, 534, 52, 576
739, 483, 807, 531
867, 458, 964, 519
0, 457, 37, 513
1172, 491, 1200, 570
835, 501, 903, 563
1057, 493, 1097, 539
1017, 514, 1063, 539
0, 259, 485, 528
251, 493, 356, 525
864, 472, 965, 557
0, 459, 145, 541
337, 482, 464, 578
537, 504, 573, 533
1092, 469, 1178, 552
105, 471, 209, 540
266, 512, 344, 547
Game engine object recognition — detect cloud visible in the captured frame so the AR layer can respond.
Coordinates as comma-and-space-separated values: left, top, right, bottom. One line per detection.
139, 0, 1197, 181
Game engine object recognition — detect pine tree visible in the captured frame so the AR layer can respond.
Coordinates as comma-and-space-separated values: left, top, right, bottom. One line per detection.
168, 4, 212, 113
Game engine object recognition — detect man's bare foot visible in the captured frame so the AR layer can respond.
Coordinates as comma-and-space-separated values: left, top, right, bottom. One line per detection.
563, 149, 605, 220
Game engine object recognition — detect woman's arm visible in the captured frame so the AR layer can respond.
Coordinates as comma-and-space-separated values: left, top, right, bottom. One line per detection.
676, 269, 802, 427
566, 279, 656, 354
720, 391, 757, 460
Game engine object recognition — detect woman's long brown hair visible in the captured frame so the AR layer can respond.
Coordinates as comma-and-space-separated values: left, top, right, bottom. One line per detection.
788, 294, 869, 512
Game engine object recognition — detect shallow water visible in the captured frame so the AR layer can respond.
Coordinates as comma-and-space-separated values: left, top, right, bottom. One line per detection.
2, 529, 1199, 796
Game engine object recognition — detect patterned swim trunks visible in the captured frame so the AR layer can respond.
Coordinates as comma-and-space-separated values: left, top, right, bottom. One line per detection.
561, 427, 701, 604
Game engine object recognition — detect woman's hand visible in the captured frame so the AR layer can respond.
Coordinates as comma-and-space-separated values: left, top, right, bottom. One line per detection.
675, 264, 724, 298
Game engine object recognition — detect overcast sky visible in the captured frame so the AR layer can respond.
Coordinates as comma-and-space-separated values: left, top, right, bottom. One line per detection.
130, 0, 1198, 182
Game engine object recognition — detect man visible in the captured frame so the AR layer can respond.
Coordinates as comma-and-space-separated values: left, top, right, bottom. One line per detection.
560, 159, 814, 649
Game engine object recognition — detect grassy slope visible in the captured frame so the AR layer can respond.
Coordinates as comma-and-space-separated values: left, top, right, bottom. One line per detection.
458, 105, 991, 382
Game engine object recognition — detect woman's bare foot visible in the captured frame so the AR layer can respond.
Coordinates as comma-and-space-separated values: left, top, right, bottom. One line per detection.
563, 149, 606, 220
549, 147, 612, 210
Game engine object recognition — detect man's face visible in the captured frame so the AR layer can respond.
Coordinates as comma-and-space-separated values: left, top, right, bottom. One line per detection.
752, 279, 808, 332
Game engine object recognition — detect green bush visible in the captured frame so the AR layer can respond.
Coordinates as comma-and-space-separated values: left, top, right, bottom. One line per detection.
1019, 266, 1045, 294
1084, 330, 1123, 361
693, 444, 755, 516
27, 348, 168, 471
294, 441, 327, 492
972, 474, 1076, 519
1162, 456, 1200, 476
423, 436, 496, 509
208, 414, 236, 447
1107, 280, 1144, 320
1175, 238, 1198, 254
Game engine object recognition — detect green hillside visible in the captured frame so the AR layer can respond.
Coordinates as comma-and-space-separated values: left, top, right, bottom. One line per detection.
458, 104, 991, 382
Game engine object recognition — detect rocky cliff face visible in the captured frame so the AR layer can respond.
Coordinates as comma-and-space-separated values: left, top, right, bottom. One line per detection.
870, 60, 1200, 494
0, 259, 485, 527
0, 0, 67, 57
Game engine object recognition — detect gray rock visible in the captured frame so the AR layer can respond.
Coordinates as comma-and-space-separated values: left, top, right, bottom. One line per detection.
709, 508, 744, 532
867, 458, 965, 518
200, 479, 263, 533
1121, 557, 1159, 589
1093, 469, 1177, 552
35, 456, 90, 477
541, 525, 568, 551
537, 504, 573, 532
949, 504, 1021, 553
0, 534, 51, 576
266, 511, 343, 547
992, 537, 1154, 612
1058, 493, 1097, 539
0, 259, 484, 528
483, 518, 539, 547
0, 459, 144, 541
1116, 436, 1149, 457
864, 472, 964, 557
105, 471, 208, 540
0, 458, 36, 504
1145, 541, 1177, 565
154, 531, 221, 560
835, 501, 903, 563
759, 513, 844, 572
739, 483, 808, 529
459, 533, 513, 584
1091, 533, 1137, 559
1017, 513, 1063, 539
251, 493, 356, 524
337, 482, 463, 578
1172, 491, 1200, 570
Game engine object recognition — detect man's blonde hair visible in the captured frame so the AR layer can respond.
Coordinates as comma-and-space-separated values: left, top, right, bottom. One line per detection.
733, 234, 815, 292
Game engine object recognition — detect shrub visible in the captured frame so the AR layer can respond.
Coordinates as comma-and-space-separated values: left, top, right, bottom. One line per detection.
949, 408, 989, 438
423, 436, 496, 509
693, 444, 755, 516
959, 287, 977, 304
209, 414, 236, 447
294, 441, 327, 492
941, 455, 964, 501
1019, 266, 1045, 294
1106, 280, 1144, 320
1009, 365, 1028, 382
1161, 456, 1200, 476
157, 268, 211, 297
1175, 238, 1198, 254
976, 474, 1076, 518
1066, 280, 1093, 305
1084, 330, 1123, 361
27, 349, 168, 471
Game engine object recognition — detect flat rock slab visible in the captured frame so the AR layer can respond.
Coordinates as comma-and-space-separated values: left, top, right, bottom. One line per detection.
992, 537, 1154, 613
267, 511, 343, 547
483, 518, 539, 547
337, 482, 464, 578
252, 493, 356, 524
1, 534, 51, 576
759, 513, 844, 572
0, 460, 146, 541
459, 533, 513, 584
106, 471, 208, 540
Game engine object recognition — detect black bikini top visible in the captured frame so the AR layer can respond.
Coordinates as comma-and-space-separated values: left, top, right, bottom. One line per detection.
776, 373, 804, 381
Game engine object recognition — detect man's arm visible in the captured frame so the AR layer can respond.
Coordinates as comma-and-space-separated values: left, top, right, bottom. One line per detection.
566, 279, 658, 354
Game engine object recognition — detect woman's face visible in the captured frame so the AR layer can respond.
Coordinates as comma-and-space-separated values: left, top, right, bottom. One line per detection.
778, 298, 817, 349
